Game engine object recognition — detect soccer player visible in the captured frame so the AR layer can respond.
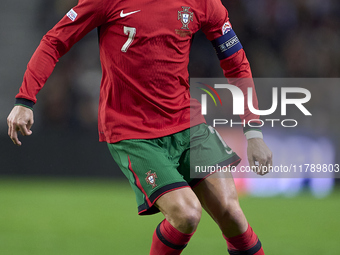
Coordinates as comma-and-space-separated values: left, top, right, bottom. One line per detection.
7, 0, 272, 254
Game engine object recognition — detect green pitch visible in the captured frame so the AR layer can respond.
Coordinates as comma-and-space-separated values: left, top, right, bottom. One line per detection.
0, 178, 339, 255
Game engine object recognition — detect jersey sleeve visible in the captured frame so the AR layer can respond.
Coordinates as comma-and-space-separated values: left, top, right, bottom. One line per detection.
201, 0, 262, 138
16, 0, 107, 104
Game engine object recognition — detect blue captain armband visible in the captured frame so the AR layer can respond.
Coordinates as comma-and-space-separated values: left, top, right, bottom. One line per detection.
211, 30, 243, 60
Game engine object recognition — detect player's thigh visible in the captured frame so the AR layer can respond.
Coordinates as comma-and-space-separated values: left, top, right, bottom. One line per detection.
193, 172, 248, 236
192, 171, 242, 221
107, 139, 188, 215
178, 123, 240, 187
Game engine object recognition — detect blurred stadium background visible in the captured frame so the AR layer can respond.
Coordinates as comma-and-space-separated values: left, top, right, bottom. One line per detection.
1, 0, 340, 254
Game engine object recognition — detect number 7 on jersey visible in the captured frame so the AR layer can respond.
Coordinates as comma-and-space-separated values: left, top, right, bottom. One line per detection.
121, 26, 136, 52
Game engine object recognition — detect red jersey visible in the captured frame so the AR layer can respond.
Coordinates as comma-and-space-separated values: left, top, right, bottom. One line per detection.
16, 0, 259, 143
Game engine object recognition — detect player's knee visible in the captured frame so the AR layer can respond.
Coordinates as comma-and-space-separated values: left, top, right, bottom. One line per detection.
169, 201, 202, 233
223, 202, 244, 223
219, 194, 244, 224
178, 204, 202, 233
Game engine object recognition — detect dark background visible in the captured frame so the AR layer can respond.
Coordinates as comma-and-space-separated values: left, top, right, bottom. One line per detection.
1, 0, 339, 178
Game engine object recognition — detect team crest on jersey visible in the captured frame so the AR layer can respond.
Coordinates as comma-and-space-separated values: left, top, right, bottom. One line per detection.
222, 21, 232, 35
178, 7, 193, 30
145, 170, 158, 188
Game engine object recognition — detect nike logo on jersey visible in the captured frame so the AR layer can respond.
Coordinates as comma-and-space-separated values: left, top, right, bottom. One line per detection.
120, 10, 141, 17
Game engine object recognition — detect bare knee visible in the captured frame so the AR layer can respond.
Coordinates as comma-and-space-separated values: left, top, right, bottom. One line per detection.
193, 175, 247, 237
221, 200, 245, 224
218, 196, 247, 237
156, 188, 202, 234
168, 201, 202, 233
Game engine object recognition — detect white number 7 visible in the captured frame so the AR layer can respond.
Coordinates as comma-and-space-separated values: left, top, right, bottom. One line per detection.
121, 26, 136, 53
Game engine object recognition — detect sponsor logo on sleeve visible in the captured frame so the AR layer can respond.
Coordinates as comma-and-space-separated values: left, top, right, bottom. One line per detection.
222, 21, 232, 35
67, 8, 78, 22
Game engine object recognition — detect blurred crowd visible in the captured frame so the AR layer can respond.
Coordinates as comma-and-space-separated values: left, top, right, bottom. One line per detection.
31, 0, 340, 130
238, 0, 340, 77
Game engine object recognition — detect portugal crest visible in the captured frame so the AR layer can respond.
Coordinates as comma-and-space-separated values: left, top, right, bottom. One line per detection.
178, 6, 193, 30
145, 170, 158, 189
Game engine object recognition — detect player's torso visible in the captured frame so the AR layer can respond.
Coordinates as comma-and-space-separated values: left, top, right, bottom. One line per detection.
99, 0, 206, 65
96, 0, 209, 141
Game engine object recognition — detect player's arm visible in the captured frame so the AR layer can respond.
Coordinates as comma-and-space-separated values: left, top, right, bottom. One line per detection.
7, 0, 107, 146
202, 0, 272, 174
217, 41, 272, 175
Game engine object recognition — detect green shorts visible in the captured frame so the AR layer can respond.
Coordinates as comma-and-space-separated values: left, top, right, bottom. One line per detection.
107, 123, 240, 215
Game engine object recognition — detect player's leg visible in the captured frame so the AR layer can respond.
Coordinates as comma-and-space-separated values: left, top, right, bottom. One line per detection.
193, 171, 247, 236
150, 187, 201, 255
107, 136, 200, 255
155, 187, 201, 234
184, 124, 264, 254
193, 171, 264, 255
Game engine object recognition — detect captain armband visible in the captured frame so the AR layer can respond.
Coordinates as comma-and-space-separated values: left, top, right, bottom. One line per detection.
211, 29, 243, 60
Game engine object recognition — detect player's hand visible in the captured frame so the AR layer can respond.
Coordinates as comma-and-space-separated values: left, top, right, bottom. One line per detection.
247, 138, 272, 175
7, 105, 34, 146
